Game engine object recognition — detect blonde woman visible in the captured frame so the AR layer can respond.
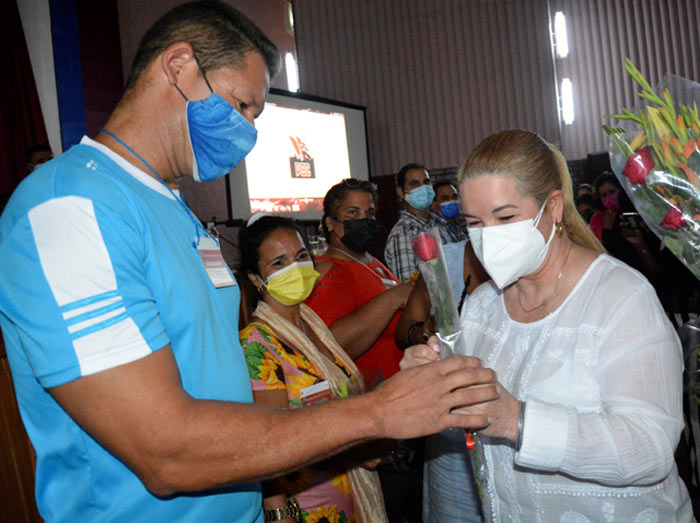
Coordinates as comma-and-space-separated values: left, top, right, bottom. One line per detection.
402, 130, 692, 521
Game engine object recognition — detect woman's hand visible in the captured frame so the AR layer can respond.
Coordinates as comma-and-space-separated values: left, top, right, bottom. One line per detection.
456, 382, 520, 443
399, 335, 441, 369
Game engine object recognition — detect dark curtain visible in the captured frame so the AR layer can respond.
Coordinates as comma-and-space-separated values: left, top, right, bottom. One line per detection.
0, 0, 49, 197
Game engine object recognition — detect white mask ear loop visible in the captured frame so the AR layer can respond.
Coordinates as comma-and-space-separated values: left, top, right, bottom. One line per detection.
534, 199, 556, 246
533, 200, 548, 227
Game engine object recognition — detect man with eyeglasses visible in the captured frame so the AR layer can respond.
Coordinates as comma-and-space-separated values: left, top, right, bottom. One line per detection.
0, 2, 498, 521
385, 164, 456, 283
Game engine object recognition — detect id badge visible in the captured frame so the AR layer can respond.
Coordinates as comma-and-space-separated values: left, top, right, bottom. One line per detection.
300, 380, 333, 406
196, 236, 237, 288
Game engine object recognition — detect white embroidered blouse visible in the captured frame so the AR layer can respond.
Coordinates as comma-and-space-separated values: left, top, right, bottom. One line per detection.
461, 254, 693, 522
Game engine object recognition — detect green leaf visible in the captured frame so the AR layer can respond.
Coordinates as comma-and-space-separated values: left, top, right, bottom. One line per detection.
665, 234, 685, 257
638, 91, 665, 106
688, 151, 700, 174
632, 187, 667, 224
612, 135, 633, 157
664, 89, 677, 119
242, 341, 269, 379
625, 58, 658, 98
602, 125, 624, 135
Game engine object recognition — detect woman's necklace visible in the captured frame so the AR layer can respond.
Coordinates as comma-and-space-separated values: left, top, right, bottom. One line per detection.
326, 246, 395, 285
517, 242, 573, 314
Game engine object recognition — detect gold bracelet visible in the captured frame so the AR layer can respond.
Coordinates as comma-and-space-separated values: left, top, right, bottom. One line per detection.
264, 497, 301, 522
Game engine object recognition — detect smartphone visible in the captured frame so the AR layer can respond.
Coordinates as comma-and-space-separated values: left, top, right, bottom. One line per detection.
621, 212, 640, 229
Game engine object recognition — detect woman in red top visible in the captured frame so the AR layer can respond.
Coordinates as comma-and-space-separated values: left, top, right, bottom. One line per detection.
306, 179, 413, 385
306, 179, 417, 521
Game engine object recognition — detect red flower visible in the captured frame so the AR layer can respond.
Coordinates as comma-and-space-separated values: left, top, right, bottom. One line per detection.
412, 233, 440, 261
661, 206, 686, 229
622, 147, 654, 185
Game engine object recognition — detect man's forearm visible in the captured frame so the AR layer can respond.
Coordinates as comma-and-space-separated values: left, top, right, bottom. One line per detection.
51, 346, 498, 497
151, 392, 381, 495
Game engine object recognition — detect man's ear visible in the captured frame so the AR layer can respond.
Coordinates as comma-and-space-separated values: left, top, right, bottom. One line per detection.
396, 186, 405, 200
160, 42, 196, 86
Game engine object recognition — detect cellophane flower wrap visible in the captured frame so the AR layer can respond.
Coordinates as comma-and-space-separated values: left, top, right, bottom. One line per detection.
604, 59, 700, 279
411, 228, 467, 358
411, 228, 485, 498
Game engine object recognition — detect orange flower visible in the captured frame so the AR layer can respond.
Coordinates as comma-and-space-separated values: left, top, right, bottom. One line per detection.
288, 371, 319, 396
274, 340, 316, 372
682, 139, 698, 159
333, 472, 352, 496
679, 163, 700, 188
257, 355, 285, 389
305, 505, 343, 523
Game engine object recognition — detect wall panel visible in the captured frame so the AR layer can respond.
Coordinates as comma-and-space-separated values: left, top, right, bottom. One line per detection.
293, 0, 560, 176
552, 0, 700, 159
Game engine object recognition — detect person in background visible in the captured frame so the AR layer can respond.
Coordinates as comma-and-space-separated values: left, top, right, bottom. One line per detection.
239, 214, 387, 522
26, 144, 53, 172
590, 175, 700, 325
384, 163, 455, 282
589, 172, 661, 279
575, 182, 593, 199
305, 179, 419, 521
402, 129, 692, 521
0, 3, 499, 521
575, 193, 595, 223
431, 181, 467, 242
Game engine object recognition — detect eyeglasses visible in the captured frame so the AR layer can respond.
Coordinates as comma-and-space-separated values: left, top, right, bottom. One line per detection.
341, 178, 377, 191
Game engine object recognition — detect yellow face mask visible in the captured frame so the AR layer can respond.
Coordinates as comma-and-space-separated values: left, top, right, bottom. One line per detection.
262, 261, 320, 306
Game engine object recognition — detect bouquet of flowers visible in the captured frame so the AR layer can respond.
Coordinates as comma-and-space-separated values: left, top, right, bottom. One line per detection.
604, 59, 700, 278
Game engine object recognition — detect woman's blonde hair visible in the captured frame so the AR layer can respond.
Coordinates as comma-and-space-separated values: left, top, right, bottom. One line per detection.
457, 129, 604, 253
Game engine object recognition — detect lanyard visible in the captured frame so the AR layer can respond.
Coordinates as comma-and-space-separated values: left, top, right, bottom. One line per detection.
99, 128, 215, 247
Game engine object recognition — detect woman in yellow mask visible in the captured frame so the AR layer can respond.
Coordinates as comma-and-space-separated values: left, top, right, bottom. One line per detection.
238, 214, 388, 523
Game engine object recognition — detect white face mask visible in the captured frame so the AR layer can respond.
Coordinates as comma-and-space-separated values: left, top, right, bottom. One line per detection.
468, 201, 556, 289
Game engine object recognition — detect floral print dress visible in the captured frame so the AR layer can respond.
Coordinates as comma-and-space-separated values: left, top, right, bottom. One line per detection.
240, 321, 357, 523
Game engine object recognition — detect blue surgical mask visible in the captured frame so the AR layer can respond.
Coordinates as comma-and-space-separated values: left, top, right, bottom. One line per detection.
175, 58, 258, 182
405, 184, 435, 211
440, 201, 460, 219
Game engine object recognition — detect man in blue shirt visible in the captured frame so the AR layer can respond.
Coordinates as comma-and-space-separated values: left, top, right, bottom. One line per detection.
0, 2, 498, 521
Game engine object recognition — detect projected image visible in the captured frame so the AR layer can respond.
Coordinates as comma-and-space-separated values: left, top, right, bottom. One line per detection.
245, 103, 352, 213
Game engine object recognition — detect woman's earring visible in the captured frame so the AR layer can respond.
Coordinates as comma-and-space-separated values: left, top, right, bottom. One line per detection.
555, 222, 564, 236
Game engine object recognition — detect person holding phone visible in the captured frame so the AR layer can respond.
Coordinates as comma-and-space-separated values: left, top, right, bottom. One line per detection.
590, 173, 661, 278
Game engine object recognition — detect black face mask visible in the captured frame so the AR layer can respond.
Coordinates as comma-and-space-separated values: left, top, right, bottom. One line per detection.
340, 218, 377, 253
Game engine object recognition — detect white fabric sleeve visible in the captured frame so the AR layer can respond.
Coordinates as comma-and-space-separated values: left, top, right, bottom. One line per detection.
515, 284, 684, 486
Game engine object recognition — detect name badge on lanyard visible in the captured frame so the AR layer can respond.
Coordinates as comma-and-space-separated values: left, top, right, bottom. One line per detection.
196, 236, 237, 288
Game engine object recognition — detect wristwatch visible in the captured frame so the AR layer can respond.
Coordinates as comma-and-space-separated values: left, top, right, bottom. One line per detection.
264, 497, 302, 522
406, 321, 429, 347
